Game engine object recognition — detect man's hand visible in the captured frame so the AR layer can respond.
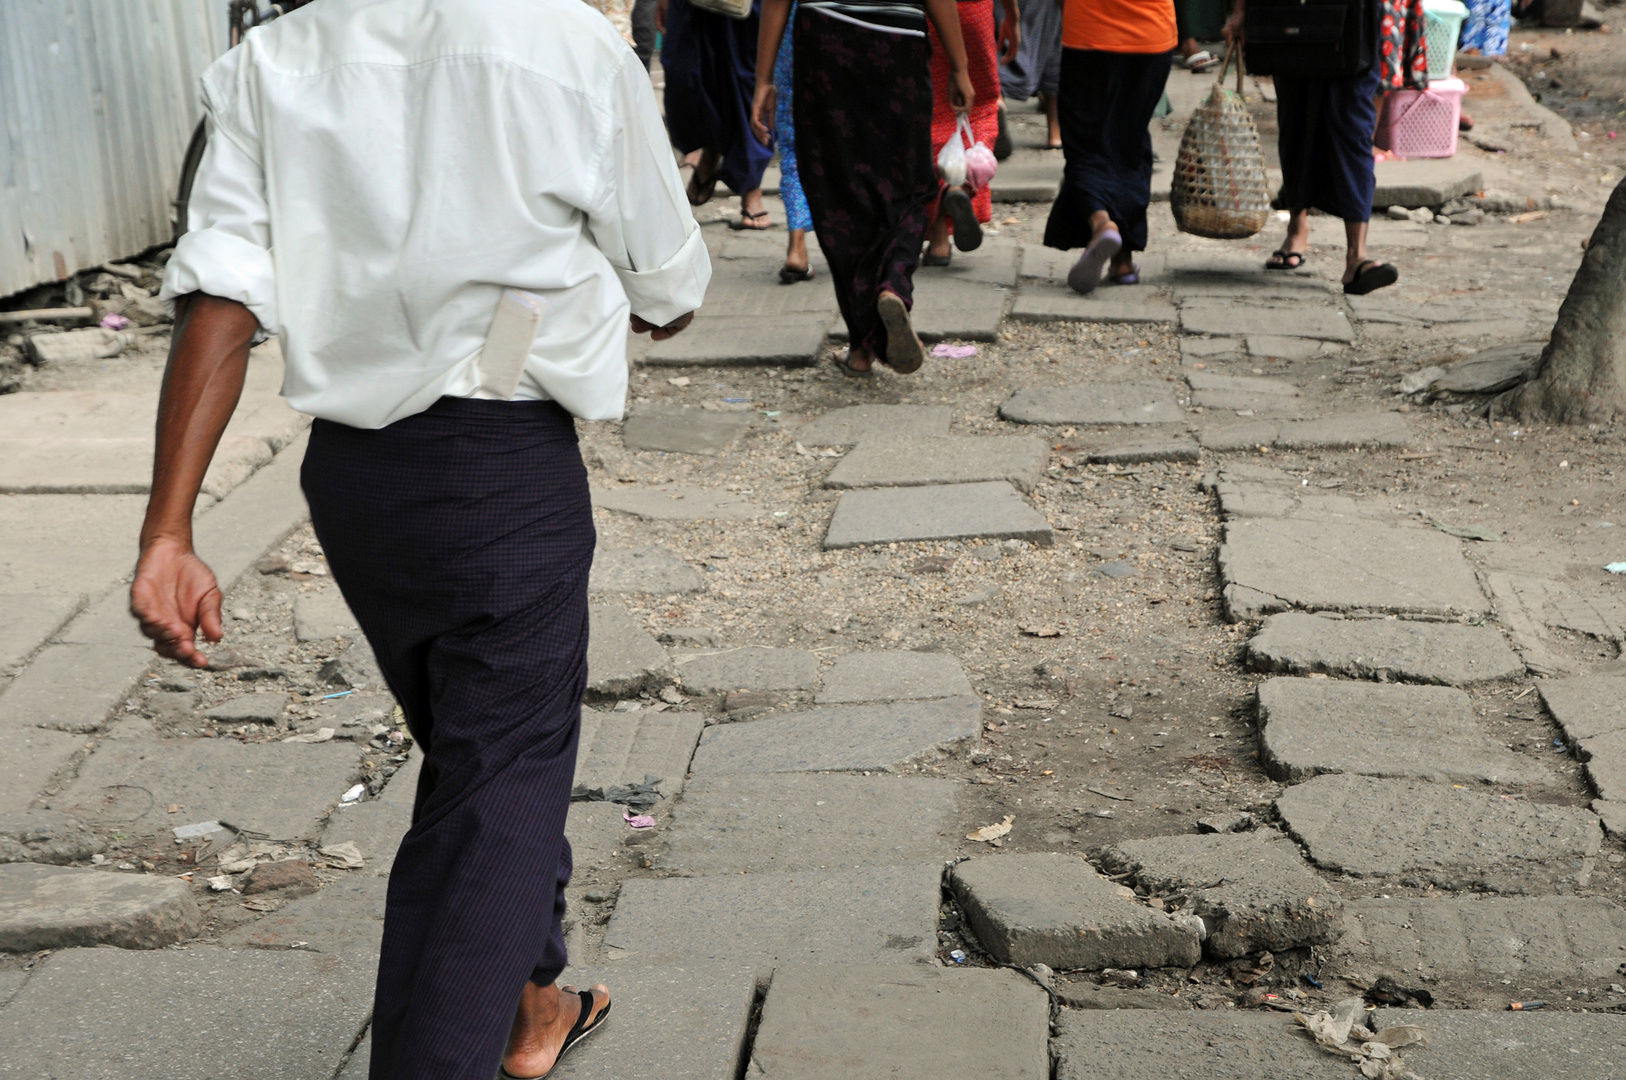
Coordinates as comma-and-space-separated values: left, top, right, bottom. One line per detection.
631, 311, 695, 341
131, 537, 223, 668
1222, 0, 1243, 46
750, 83, 778, 147
656, 0, 669, 34
948, 68, 975, 113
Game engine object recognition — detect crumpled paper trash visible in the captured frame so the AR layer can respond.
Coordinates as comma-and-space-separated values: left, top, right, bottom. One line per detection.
1294, 997, 1427, 1080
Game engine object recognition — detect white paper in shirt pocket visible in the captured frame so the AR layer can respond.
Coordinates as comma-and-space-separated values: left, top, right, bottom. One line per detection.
478, 289, 547, 400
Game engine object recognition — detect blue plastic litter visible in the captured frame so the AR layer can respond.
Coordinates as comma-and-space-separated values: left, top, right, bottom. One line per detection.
321, 690, 355, 700
1301, 972, 1322, 988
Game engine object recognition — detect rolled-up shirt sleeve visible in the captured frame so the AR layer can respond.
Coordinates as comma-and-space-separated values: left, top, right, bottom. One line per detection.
586, 55, 711, 327
160, 106, 278, 340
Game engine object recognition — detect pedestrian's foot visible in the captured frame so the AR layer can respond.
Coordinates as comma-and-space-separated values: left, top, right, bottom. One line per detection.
876, 290, 925, 374
1067, 227, 1121, 294
1108, 261, 1140, 285
941, 188, 983, 252
686, 149, 721, 206
833, 346, 874, 375
503, 982, 611, 1079
1265, 249, 1307, 271
922, 247, 952, 267
778, 262, 815, 284
1343, 259, 1398, 295
732, 209, 772, 231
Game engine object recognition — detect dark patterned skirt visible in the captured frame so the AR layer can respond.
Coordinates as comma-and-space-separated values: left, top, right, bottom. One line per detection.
662, 0, 774, 195
793, 5, 936, 364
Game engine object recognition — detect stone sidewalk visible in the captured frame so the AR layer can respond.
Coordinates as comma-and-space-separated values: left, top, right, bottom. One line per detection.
3, 65, 1624, 1080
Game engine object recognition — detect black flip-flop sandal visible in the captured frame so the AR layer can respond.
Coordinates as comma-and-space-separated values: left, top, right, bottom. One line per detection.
1344, 260, 1399, 295
994, 104, 1013, 161
920, 251, 952, 268
876, 291, 924, 374
730, 210, 772, 231
498, 989, 612, 1080
831, 349, 873, 377
778, 264, 815, 284
686, 149, 720, 206
1265, 250, 1307, 271
941, 188, 983, 253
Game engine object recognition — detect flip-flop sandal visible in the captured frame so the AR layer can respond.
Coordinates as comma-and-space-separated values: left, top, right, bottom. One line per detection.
498, 989, 612, 1080
1265, 250, 1307, 271
686, 149, 720, 206
1184, 50, 1219, 72
1109, 264, 1140, 285
1344, 260, 1399, 295
941, 188, 983, 253
731, 210, 772, 231
1067, 228, 1121, 294
778, 264, 816, 284
876, 291, 925, 374
920, 251, 952, 268
831, 349, 873, 377
994, 104, 1013, 161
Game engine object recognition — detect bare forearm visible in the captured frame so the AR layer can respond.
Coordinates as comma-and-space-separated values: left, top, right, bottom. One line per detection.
756, 0, 791, 89
140, 293, 258, 550
925, 0, 970, 72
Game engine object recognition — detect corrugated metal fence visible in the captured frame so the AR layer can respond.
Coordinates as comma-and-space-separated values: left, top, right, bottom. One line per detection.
0, 0, 227, 298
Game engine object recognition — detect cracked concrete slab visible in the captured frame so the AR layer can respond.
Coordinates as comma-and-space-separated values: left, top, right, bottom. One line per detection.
1218, 518, 1491, 621
823, 435, 1049, 493
823, 482, 1053, 549
1247, 612, 1525, 685
687, 697, 982, 777
1000, 382, 1185, 426
1277, 774, 1601, 888
1257, 677, 1549, 785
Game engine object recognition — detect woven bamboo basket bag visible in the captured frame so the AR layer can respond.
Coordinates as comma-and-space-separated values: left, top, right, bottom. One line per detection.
1171, 47, 1272, 240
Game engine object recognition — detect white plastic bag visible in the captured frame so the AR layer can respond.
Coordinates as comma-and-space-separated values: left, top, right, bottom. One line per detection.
936, 113, 973, 187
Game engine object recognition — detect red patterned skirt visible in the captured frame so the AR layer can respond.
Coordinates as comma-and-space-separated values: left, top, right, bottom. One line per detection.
929, 0, 1001, 225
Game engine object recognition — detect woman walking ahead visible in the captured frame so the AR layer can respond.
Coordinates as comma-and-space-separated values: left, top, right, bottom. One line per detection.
751, 0, 974, 376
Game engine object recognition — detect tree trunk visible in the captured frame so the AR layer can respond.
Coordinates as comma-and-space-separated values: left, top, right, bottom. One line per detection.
1496, 176, 1626, 425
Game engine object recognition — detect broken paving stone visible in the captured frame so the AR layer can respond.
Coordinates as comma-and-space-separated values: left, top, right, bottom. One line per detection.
1196, 811, 1254, 834
795, 404, 952, 447
317, 640, 386, 691
661, 774, 959, 874
1537, 675, 1626, 743
1181, 301, 1353, 343
603, 863, 942, 965
240, 859, 318, 898
822, 434, 1049, 493
1082, 437, 1199, 465
590, 483, 760, 522
906, 275, 1008, 341
0, 945, 374, 1079
589, 546, 703, 595
293, 590, 360, 643
202, 693, 290, 724
1275, 414, 1410, 450
748, 964, 1050, 1080
620, 406, 753, 456
823, 481, 1053, 549
224, 874, 386, 954
1052, 1012, 1357, 1080
1247, 612, 1525, 686
723, 689, 781, 716
950, 853, 1202, 970
543, 962, 758, 1080
575, 709, 705, 799
0, 863, 202, 951
0, 810, 104, 864
57, 737, 365, 840
1431, 340, 1545, 395
1276, 773, 1601, 886
1331, 895, 1626, 984
999, 382, 1184, 426
671, 646, 820, 694
1367, 1008, 1626, 1080
687, 697, 982, 777
1246, 335, 1337, 361
1095, 832, 1344, 959
586, 605, 673, 697
1257, 677, 1548, 786
1219, 518, 1491, 621
1596, 799, 1626, 840
814, 650, 973, 704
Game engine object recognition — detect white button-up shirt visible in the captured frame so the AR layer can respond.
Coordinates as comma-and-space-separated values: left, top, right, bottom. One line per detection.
161, 0, 709, 429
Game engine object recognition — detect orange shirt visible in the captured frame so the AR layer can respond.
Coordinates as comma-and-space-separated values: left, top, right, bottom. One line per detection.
1062, 0, 1178, 53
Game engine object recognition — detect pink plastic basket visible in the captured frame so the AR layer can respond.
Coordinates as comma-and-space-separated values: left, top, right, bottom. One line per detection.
1375, 77, 1467, 159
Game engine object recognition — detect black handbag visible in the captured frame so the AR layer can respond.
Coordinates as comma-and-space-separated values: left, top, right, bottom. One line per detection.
1244, 0, 1378, 79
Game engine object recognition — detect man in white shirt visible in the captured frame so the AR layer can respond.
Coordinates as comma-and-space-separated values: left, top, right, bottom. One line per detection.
130, 2, 709, 1077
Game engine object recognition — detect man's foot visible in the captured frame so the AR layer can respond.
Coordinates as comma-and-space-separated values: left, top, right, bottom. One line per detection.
832, 346, 874, 375
686, 149, 721, 206
503, 982, 611, 1079
731, 209, 772, 230
1265, 250, 1307, 270
876, 290, 925, 374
